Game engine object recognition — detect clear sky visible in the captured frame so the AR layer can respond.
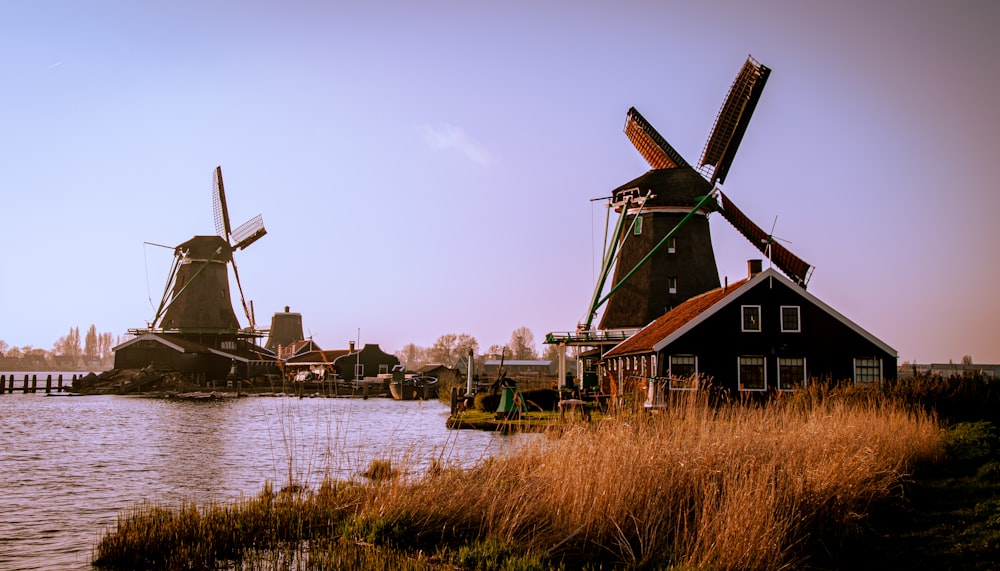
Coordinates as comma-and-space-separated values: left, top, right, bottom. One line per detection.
2, 0, 998, 364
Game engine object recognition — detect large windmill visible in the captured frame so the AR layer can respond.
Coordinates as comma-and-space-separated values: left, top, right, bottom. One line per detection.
587, 55, 813, 332
151, 166, 267, 333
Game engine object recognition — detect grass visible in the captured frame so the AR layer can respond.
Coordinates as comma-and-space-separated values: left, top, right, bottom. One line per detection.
93, 382, 957, 570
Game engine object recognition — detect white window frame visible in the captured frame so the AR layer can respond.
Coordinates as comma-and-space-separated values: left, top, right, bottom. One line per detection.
379, 364, 389, 374
667, 237, 676, 254
780, 306, 801, 333
668, 277, 677, 294
354, 363, 364, 379
777, 357, 807, 391
741, 305, 762, 332
669, 355, 698, 391
738, 356, 767, 391
854, 357, 882, 384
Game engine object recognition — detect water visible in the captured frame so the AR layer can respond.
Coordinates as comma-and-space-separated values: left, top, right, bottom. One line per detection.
0, 392, 523, 570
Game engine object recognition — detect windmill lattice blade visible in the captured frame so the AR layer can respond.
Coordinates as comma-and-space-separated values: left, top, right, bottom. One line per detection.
625, 107, 690, 170
700, 56, 770, 185
717, 191, 812, 286
232, 215, 267, 250
212, 166, 232, 240
230, 255, 254, 329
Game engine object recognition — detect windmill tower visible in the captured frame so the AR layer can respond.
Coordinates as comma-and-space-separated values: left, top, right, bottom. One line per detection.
152, 166, 267, 333
592, 56, 813, 331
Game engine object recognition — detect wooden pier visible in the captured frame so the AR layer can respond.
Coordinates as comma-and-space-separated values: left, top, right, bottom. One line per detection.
0, 374, 80, 395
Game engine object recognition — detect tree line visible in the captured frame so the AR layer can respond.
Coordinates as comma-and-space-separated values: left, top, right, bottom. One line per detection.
393, 326, 567, 371
0, 325, 119, 369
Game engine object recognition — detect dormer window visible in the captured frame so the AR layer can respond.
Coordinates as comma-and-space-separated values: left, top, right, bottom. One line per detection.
742, 305, 761, 332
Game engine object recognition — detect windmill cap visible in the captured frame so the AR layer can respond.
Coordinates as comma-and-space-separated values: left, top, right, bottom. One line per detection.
611, 167, 713, 208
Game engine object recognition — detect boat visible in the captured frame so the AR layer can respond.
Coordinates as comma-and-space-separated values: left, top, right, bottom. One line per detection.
390, 375, 438, 401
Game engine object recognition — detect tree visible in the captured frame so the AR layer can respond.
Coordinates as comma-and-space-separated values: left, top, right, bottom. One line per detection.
453, 334, 479, 364
962, 355, 973, 366
508, 326, 538, 360
427, 333, 479, 366
53, 327, 81, 359
0, 339, 8, 356
485, 344, 506, 360
395, 343, 428, 370
84, 325, 98, 359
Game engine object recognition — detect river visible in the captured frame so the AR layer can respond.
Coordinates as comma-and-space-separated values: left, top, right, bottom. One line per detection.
0, 391, 524, 570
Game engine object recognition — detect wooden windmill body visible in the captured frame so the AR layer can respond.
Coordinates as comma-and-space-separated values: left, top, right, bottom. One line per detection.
592, 56, 813, 332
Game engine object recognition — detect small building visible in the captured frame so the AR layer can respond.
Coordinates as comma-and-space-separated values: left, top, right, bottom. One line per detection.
332, 343, 400, 381
113, 332, 279, 384
483, 359, 555, 379
603, 263, 896, 406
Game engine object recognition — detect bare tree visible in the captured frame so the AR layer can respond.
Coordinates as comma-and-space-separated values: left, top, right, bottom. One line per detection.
395, 343, 428, 370
84, 325, 98, 360
508, 326, 538, 360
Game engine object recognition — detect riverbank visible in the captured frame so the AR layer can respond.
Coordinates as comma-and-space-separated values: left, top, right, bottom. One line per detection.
93, 387, 951, 570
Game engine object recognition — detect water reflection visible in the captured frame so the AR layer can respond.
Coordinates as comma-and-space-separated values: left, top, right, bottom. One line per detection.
0, 394, 523, 570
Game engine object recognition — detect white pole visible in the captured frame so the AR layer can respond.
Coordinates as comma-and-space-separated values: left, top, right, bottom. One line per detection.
558, 342, 566, 389
466, 349, 474, 396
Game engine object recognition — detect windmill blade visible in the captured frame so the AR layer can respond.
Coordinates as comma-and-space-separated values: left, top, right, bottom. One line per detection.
625, 107, 690, 170
230, 255, 255, 329
231, 214, 267, 250
212, 166, 233, 242
716, 191, 812, 286
699, 56, 771, 185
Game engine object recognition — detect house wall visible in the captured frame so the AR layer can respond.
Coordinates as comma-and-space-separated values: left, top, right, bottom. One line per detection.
332, 344, 400, 381
657, 277, 896, 390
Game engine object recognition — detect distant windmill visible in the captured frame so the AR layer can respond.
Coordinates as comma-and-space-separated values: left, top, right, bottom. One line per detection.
588, 56, 813, 331
151, 166, 267, 332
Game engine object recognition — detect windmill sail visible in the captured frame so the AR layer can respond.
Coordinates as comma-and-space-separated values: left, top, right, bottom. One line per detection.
717, 191, 812, 286
625, 107, 690, 169
700, 56, 770, 185
212, 166, 232, 239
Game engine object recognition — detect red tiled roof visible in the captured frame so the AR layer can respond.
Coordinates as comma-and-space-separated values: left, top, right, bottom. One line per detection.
604, 277, 749, 358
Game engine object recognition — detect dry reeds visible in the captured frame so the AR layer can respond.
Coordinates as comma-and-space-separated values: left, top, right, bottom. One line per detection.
95, 388, 943, 570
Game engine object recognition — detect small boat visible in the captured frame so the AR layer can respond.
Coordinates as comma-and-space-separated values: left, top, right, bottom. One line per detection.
390, 375, 438, 401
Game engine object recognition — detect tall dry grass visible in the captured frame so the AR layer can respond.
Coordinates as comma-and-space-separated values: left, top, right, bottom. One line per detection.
95, 387, 944, 570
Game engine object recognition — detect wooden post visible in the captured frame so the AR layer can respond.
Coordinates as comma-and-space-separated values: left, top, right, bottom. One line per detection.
31, 374, 38, 393
58, 375, 64, 393
22, 374, 30, 393
6, 375, 13, 393
45, 374, 52, 394
0, 374, 5, 395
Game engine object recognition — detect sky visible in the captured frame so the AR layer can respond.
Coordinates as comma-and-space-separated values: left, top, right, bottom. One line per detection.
1, 0, 998, 364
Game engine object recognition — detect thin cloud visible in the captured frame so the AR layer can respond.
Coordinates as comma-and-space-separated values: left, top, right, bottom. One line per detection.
417, 123, 495, 167
48, 62, 62, 69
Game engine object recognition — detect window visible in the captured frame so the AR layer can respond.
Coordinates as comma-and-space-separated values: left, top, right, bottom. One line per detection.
379, 364, 389, 374
778, 358, 806, 391
854, 358, 882, 384
669, 355, 698, 390
354, 363, 364, 379
742, 305, 761, 332
667, 237, 676, 254
780, 306, 801, 332
668, 277, 677, 294
739, 356, 766, 391
634, 216, 643, 235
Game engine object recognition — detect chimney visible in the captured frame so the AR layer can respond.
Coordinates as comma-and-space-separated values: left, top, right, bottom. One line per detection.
349, 341, 355, 352
285, 306, 290, 312
748, 259, 763, 278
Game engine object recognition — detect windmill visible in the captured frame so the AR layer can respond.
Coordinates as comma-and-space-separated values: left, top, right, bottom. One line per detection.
588, 55, 813, 331
151, 166, 267, 333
